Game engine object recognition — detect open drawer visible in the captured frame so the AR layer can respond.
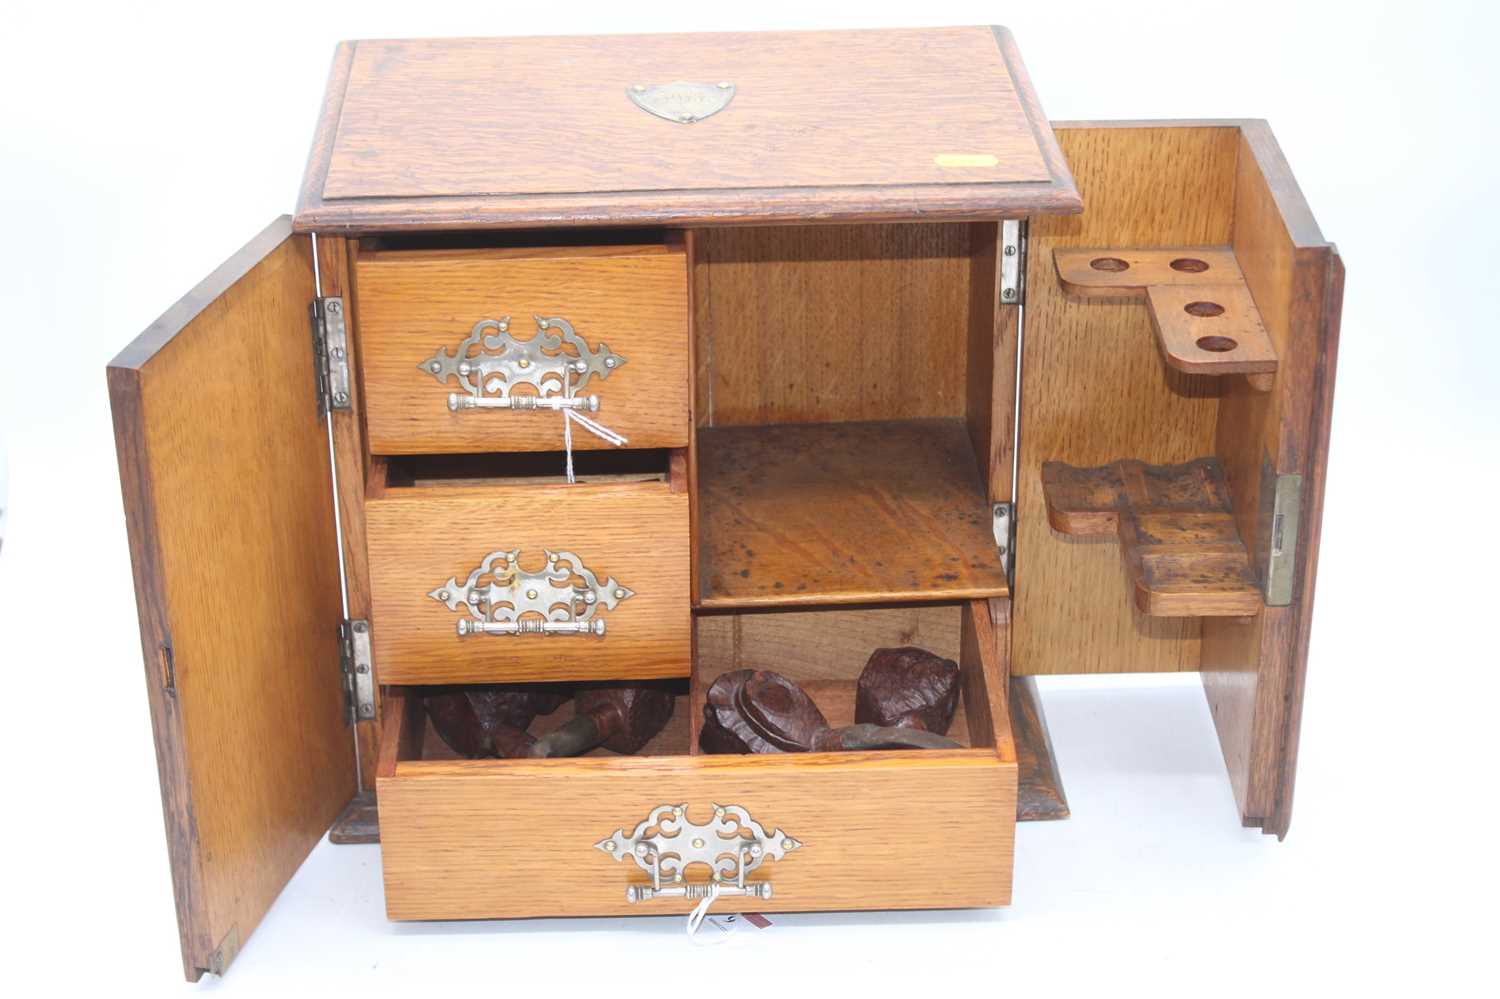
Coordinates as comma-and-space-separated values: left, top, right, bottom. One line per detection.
375, 599, 1016, 919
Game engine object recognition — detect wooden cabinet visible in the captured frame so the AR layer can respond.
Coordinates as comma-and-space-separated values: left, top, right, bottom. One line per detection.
107, 27, 1341, 980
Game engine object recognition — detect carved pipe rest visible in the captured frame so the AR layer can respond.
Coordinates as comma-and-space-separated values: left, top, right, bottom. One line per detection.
424, 684, 567, 758
700, 669, 962, 753
855, 646, 960, 735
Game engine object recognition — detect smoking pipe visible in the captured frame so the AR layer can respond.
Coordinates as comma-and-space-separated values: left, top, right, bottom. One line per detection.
700, 670, 962, 754
855, 647, 960, 735
424, 684, 568, 758
527, 682, 676, 758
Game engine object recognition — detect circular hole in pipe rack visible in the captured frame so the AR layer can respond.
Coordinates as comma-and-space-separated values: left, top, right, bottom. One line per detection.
1089, 257, 1130, 272
1184, 301, 1225, 317
1196, 335, 1238, 352
1170, 258, 1210, 273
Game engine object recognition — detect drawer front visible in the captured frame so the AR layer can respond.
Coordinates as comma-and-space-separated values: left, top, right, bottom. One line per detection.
376, 600, 1017, 919
366, 481, 690, 683
355, 244, 689, 455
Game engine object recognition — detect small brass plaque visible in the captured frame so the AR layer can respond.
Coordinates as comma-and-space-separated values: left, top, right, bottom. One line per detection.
934, 153, 1000, 168
628, 81, 735, 124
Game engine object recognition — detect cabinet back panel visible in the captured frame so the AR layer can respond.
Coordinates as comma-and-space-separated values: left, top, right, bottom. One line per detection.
692, 223, 979, 427
1013, 125, 1238, 676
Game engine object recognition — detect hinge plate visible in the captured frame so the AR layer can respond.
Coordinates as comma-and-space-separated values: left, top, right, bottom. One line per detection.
339, 619, 376, 723
992, 502, 1014, 582
310, 296, 351, 417
1000, 219, 1026, 306
1258, 454, 1302, 607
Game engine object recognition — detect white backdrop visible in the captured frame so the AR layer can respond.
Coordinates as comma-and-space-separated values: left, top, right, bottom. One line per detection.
2, 1, 1497, 993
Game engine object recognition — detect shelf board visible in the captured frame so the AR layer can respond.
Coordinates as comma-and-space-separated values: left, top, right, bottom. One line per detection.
1041, 457, 1261, 617
697, 419, 1008, 608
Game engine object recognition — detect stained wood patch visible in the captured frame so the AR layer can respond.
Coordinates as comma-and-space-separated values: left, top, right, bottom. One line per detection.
696, 419, 1008, 608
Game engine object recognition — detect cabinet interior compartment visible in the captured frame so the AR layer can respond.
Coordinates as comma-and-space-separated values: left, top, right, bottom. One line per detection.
689, 222, 1010, 610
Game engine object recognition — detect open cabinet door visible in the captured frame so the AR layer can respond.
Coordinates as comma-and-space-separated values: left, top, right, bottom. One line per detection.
108, 218, 355, 979
1014, 122, 1341, 838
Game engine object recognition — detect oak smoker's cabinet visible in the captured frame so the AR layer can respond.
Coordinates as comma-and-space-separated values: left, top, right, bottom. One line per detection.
107, 27, 1342, 980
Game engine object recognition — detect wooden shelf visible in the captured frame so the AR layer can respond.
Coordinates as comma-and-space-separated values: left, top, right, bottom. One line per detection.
1041, 457, 1261, 617
697, 419, 1008, 608
1053, 247, 1278, 389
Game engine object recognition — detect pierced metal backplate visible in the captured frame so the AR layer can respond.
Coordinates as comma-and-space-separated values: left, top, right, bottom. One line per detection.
419, 315, 625, 413
627, 81, 735, 124
429, 549, 632, 637
596, 803, 801, 902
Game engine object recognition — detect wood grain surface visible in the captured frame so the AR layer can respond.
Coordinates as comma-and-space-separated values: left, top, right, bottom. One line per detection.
1013, 124, 1240, 676
366, 481, 690, 683
295, 27, 1080, 231
1042, 458, 1262, 616
376, 598, 1014, 919
1010, 675, 1070, 821
697, 419, 1008, 607
1145, 283, 1278, 377
1201, 122, 1342, 838
691, 223, 978, 427
1053, 247, 1243, 299
355, 244, 689, 454
108, 218, 353, 979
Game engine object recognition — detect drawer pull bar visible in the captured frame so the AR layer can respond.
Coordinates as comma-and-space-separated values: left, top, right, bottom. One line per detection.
449, 392, 599, 413
429, 549, 632, 638
596, 804, 801, 905
421, 315, 625, 416
456, 618, 605, 637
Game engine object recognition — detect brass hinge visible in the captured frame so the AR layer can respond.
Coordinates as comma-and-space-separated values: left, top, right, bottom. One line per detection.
309, 296, 352, 418
992, 502, 1015, 584
1000, 220, 1026, 306
338, 619, 375, 724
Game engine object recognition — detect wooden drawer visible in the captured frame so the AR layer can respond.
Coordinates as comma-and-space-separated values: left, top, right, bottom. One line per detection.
365, 476, 691, 684
376, 600, 1016, 919
354, 242, 690, 455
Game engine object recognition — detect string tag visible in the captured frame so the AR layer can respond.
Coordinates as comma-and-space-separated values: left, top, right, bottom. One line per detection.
560, 376, 627, 483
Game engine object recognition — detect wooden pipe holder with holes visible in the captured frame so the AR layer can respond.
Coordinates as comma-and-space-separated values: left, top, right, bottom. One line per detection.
1053, 248, 1279, 390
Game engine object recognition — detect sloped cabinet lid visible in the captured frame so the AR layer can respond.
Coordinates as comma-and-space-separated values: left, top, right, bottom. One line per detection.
295, 26, 1080, 232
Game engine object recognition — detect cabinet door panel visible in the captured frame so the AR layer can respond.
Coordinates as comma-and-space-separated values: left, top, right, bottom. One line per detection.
1015, 122, 1341, 837
108, 217, 353, 979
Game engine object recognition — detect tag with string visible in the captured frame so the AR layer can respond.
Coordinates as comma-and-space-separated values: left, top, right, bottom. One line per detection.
560, 370, 627, 483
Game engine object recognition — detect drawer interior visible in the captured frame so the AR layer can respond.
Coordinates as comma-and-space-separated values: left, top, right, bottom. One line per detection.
376, 599, 1014, 920
392, 601, 996, 765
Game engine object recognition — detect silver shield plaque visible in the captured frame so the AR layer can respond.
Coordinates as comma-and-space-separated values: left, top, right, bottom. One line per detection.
627, 81, 735, 124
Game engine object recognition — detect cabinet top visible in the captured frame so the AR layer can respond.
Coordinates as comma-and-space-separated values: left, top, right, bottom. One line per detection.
294, 26, 1080, 232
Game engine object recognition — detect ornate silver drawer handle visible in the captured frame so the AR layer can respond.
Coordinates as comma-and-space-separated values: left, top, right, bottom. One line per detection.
428, 549, 632, 638
420, 315, 625, 414
596, 804, 801, 904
